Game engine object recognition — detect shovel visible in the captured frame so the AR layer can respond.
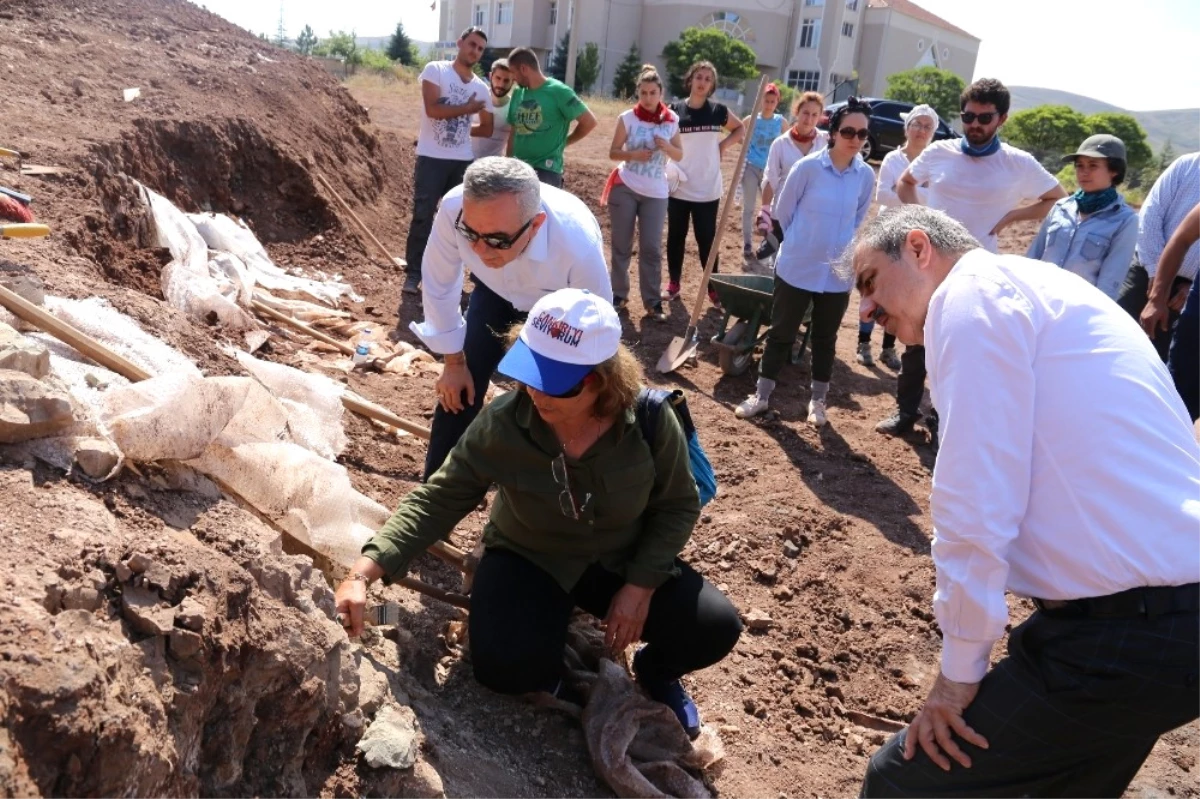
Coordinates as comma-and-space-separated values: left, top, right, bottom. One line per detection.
657, 75, 769, 374
0, 147, 68, 176
0, 223, 50, 239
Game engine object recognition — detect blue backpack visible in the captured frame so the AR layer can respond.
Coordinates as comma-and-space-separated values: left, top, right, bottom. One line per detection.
636, 388, 718, 507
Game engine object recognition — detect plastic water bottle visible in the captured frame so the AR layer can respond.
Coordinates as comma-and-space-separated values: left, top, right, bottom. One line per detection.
352, 329, 372, 366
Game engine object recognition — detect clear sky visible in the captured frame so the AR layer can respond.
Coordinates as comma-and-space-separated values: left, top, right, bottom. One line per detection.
191, 0, 1199, 111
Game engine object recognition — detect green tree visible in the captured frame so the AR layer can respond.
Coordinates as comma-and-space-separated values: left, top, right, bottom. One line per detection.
386, 21, 416, 65
774, 83, 797, 116
360, 48, 394, 71
320, 30, 361, 67
548, 30, 570, 82
295, 24, 318, 56
1157, 139, 1176, 172
612, 43, 642, 100
1084, 112, 1152, 169
575, 42, 600, 94
883, 66, 965, 122
661, 27, 757, 98
1003, 105, 1089, 164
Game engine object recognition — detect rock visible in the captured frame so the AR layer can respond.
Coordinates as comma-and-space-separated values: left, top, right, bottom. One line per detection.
120, 584, 174, 636
825, 684, 845, 702
850, 733, 867, 754
357, 702, 421, 770
114, 561, 133, 582
62, 584, 104, 612
175, 596, 206, 631
358, 657, 392, 717
399, 759, 446, 798
74, 437, 120, 479
0, 270, 45, 332
773, 586, 794, 601
0, 370, 74, 443
169, 628, 203, 659
0, 323, 50, 378
755, 561, 778, 583
783, 540, 802, 559
744, 609, 773, 631
126, 552, 154, 573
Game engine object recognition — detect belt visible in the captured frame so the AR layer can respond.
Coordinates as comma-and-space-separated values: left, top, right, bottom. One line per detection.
1034, 583, 1199, 619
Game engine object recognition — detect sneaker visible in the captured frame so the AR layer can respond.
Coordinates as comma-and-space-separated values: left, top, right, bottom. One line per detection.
734, 394, 769, 419
855, 341, 874, 366
880, 347, 902, 370
807, 399, 827, 427
708, 287, 722, 309
875, 411, 921, 436
649, 302, 667, 322
402, 274, 421, 295
743, 243, 754, 259
755, 240, 777, 260
662, 281, 682, 301
634, 649, 701, 740
613, 296, 629, 313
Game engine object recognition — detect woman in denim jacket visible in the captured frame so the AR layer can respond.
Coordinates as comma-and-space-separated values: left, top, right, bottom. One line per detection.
1027, 134, 1138, 300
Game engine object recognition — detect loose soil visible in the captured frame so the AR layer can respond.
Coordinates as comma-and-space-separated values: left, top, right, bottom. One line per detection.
0, 1, 1195, 795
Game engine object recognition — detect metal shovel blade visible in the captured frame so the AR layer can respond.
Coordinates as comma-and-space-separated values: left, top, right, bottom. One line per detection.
657, 328, 698, 373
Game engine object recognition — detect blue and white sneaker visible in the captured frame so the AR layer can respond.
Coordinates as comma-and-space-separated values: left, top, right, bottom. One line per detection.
633, 647, 701, 740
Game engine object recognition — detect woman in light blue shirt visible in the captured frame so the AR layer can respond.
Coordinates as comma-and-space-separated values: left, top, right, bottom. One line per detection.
1027, 134, 1138, 300
735, 99, 876, 427
739, 83, 785, 258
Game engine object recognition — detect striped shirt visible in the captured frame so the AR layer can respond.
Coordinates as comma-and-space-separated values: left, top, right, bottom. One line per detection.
1137, 152, 1199, 280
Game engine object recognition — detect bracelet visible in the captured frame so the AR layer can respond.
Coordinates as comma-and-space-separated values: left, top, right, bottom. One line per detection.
349, 571, 372, 586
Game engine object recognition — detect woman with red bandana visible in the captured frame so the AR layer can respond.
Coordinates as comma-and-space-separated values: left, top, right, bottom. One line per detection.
603, 65, 682, 322
756, 91, 829, 261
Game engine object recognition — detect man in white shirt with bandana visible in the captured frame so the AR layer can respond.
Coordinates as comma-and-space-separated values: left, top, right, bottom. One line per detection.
851, 205, 1199, 798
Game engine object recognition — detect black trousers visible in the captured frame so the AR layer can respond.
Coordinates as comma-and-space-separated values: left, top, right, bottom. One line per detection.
760, 277, 849, 383
861, 603, 1200, 798
666, 197, 720, 284
896, 345, 927, 417
468, 547, 743, 696
423, 280, 525, 481
534, 167, 564, 188
404, 156, 470, 278
1169, 277, 1200, 421
1116, 261, 1193, 362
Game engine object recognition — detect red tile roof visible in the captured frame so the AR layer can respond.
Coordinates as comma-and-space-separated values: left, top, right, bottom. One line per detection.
867, 0, 980, 41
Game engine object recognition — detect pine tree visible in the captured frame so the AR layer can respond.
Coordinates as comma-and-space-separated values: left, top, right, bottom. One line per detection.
548, 30, 570, 82
386, 21, 416, 65
612, 43, 642, 100
296, 25, 318, 56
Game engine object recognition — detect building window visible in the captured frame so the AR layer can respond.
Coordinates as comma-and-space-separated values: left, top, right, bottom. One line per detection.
701, 10, 756, 42
549, 1, 557, 25
787, 70, 822, 92
842, 22, 854, 37
497, 1, 512, 24
805, 0, 825, 6
799, 18, 822, 49
846, 0, 859, 9
473, 4, 486, 27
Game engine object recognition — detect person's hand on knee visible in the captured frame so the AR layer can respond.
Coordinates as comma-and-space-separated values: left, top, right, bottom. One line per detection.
904, 673, 989, 770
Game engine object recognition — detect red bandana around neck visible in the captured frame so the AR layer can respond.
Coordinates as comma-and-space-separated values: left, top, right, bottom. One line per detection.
790, 127, 817, 145
633, 102, 671, 124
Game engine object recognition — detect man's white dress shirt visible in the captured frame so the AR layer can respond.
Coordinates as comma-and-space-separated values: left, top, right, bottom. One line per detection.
409, 183, 612, 354
925, 249, 1200, 683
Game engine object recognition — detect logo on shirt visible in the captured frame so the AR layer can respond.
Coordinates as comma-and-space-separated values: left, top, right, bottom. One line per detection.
530, 311, 583, 348
512, 99, 545, 135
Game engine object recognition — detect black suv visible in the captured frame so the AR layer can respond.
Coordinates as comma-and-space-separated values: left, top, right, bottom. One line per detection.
820, 98, 960, 161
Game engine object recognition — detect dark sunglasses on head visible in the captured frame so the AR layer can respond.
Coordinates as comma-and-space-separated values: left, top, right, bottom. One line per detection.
960, 111, 996, 125
455, 210, 534, 250
837, 126, 871, 141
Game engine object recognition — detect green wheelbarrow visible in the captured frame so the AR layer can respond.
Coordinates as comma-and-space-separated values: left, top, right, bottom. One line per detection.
708, 274, 812, 376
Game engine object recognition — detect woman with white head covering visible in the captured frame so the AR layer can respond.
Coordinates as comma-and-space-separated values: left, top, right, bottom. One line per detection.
857, 103, 940, 369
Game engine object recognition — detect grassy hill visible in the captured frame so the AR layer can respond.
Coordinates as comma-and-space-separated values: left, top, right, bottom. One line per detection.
1009, 86, 1198, 155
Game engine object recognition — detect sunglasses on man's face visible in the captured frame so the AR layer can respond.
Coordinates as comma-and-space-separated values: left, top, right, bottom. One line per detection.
837, 126, 871, 141
455, 210, 534, 250
960, 112, 997, 125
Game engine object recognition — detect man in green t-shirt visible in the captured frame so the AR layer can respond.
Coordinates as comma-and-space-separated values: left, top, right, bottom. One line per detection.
504, 47, 598, 188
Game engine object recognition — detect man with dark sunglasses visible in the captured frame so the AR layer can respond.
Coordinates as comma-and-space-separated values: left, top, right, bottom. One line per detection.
876, 78, 1065, 441
408, 156, 612, 481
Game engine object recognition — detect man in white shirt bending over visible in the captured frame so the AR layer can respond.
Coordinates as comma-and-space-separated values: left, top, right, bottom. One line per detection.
402, 26, 493, 297
410, 157, 612, 481
850, 204, 1199, 798
875, 78, 1065, 442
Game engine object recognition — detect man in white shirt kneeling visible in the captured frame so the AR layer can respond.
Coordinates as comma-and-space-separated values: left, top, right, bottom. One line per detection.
409, 156, 612, 482
850, 204, 1200, 798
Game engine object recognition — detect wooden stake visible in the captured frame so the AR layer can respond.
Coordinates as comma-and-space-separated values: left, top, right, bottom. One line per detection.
315, 173, 403, 267
251, 298, 355, 354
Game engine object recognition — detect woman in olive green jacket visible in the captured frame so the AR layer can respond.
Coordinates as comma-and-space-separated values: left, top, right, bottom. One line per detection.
336, 289, 741, 739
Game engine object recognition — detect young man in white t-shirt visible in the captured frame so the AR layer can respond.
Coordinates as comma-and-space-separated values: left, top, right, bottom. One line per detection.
402, 26, 493, 296
876, 78, 1065, 440
471, 58, 513, 160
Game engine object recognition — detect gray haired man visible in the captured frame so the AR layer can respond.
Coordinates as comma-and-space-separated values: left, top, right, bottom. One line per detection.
851, 205, 1199, 797
408, 156, 613, 480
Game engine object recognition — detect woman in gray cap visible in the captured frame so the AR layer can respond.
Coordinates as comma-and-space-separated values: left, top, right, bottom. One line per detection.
1027, 134, 1138, 299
